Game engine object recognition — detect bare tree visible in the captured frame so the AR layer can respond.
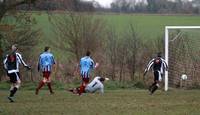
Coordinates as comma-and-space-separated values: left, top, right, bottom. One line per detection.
106, 26, 119, 80
0, 0, 40, 80
51, 12, 105, 61
0, 12, 41, 81
0, 0, 39, 21
125, 24, 141, 81
117, 38, 128, 82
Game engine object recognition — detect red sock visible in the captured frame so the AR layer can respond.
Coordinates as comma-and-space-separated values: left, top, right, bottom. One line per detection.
47, 83, 53, 93
79, 84, 85, 95
37, 81, 45, 90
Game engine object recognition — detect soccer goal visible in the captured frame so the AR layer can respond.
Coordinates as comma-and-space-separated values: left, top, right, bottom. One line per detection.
165, 26, 200, 91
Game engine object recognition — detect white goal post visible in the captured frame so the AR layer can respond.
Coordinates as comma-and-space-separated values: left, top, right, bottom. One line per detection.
165, 26, 200, 91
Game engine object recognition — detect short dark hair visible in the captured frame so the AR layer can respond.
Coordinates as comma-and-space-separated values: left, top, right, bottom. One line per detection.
44, 46, 50, 52
86, 51, 91, 56
99, 77, 105, 82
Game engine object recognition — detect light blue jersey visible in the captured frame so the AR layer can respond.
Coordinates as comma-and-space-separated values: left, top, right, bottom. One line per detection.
38, 52, 55, 72
80, 56, 94, 78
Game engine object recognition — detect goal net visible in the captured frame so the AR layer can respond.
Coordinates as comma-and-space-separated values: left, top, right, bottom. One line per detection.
165, 26, 200, 91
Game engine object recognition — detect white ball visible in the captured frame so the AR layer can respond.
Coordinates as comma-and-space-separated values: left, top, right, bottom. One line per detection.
105, 78, 109, 81
181, 74, 187, 80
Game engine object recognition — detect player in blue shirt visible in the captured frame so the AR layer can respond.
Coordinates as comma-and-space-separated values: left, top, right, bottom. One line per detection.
36, 46, 55, 95
78, 51, 99, 95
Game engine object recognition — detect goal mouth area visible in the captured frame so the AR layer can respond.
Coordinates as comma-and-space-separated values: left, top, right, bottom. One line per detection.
165, 26, 200, 91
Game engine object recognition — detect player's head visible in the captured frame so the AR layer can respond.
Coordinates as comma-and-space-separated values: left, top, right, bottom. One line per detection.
157, 52, 162, 57
44, 46, 50, 52
11, 44, 18, 52
86, 50, 91, 56
99, 77, 105, 82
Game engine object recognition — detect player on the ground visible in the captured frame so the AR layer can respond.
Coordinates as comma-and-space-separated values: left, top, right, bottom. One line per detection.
144, 52, 168, 95
69, 76, 109, 94
35, 46, 55, 95
78, 51, 99, 95
3, 44, 31, 102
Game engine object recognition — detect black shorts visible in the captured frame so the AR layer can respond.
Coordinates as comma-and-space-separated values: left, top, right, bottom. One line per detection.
154, 71, 159, 82
7, 72, 20, 83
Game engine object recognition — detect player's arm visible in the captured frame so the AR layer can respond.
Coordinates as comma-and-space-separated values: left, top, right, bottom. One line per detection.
3, 55, 8, 70
16, 53, 31, 70
162, 58, 168, 71
37, 56, 41, 72
91, 59, 99, 69
51, 55, 56, 71
144, 58, 154, 76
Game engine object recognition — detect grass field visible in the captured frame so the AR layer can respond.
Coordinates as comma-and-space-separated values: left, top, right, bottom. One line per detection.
0, 89, 200, 115
34, 13, 200, 39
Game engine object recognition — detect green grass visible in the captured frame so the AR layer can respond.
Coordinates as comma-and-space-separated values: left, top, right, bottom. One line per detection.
0, 89, 200, 115
32, 13, 200, 59
33, 13, 200, 41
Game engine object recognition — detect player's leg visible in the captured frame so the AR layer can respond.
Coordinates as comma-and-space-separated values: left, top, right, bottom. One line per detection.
149, 82, 156, 92
68, 87, 80, 94
78, 76, 89, 95
46, 72, 54, 94
151, 71, 160, 94
8, 83, 15, 102
35, 72, 46, 95
8, 72, 21, 102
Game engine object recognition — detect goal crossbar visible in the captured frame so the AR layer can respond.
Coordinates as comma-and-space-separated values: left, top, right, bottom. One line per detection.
165, 26, 200, 91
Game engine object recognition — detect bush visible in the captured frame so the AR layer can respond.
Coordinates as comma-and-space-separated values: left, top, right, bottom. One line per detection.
0, 80, 147, 91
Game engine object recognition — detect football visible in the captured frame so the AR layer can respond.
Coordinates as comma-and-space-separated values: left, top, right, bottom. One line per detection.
181, 74, 188, 80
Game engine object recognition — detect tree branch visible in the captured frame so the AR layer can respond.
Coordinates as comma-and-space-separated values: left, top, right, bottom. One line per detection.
6, 0, 38, 10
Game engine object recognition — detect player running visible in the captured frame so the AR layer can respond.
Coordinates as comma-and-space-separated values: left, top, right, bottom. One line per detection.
144, 52, 168, 95
3, 44, 31, 102
35, 46, 55, 95
78, 51, 99, 95
69, 76, 109, 95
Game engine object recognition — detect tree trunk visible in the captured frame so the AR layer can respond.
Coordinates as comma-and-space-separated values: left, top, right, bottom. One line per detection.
0, 7, 6, 81
0, 32, 3, 81
111, 64, 116, 80
119, 63, 124, 82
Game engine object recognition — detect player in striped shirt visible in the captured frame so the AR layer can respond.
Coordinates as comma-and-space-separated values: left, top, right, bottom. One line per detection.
3, 44, 31, 102
35, 46, 55, 95
78, 51, 99, 95
144, 52, 168, 95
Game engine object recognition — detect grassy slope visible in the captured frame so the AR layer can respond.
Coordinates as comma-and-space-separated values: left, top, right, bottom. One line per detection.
36, 13, 200, 41
0, 90, 200, 115
32, 13, 200, 60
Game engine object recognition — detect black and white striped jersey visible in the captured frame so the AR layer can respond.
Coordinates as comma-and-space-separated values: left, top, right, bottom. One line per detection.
145, 57, 168, 74
3, 52, 28, 74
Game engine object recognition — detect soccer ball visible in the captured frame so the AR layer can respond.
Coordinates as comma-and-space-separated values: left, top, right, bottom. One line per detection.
181, 74, 187, 80
105, 78, 109, 81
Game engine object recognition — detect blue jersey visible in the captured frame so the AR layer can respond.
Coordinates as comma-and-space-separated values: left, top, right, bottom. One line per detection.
80, 56, 94, 78
38, 52, 55, 72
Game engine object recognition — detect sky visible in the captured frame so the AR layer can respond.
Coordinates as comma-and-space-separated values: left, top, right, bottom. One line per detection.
83, 0, 114, 8
83, 0, 194, 8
